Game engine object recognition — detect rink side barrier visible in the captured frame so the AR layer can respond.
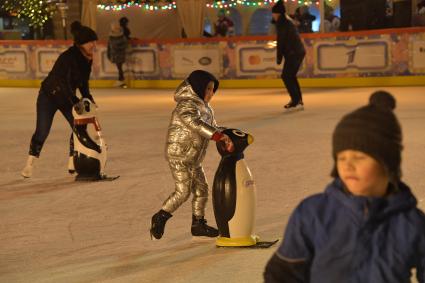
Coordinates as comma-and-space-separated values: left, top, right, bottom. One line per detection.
2, 76, 424, 89
1, 27, 425, 88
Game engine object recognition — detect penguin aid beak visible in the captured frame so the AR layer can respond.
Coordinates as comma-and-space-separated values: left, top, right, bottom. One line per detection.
247, 134, 254, 145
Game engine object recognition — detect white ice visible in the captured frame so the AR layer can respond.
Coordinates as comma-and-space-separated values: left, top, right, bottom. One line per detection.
1, 87, 424, 283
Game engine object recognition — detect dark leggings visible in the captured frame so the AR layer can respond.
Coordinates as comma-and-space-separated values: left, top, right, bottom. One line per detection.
29, 91, 74, 157
281, 52, 305, 104
116, 62, 124, 81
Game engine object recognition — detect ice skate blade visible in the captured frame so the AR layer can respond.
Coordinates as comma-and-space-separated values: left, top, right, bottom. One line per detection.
74, 175, 120, 182
283, 106, 304, 113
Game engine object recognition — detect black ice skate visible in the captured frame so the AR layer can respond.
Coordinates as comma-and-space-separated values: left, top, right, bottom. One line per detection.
191, 215, 219, 237
150, 209, 172, 240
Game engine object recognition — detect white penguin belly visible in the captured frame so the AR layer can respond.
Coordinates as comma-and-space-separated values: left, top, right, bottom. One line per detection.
74, 130, 107, 173
228, 159, 256, 238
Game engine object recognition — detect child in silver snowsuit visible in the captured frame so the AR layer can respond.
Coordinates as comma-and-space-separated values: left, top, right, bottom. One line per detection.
150, 70, 233, 240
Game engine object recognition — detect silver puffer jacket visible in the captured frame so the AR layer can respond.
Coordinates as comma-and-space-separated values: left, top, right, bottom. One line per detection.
165, 80, 218, 165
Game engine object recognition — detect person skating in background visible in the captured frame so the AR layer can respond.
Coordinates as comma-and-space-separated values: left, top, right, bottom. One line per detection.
214, 9, 235, 37
119, 17, 131, 40
264, 91, 425, 282
107, 22, 128, 88
272, 0, 306, 111
21, 21, 98, 178
150, 70, 233, 240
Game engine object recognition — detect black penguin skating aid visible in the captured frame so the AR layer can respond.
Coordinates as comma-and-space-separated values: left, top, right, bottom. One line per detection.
212, 128, 278, 248
71, 98, 119, 182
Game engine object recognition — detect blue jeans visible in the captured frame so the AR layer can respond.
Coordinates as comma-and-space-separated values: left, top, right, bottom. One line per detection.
29, 91, 74, 157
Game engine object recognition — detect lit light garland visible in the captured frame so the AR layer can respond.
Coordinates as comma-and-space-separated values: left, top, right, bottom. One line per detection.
206, 0, 238, 9
97, 0, 331, 11
1, 0, 55, 27
98, 1, 177, 11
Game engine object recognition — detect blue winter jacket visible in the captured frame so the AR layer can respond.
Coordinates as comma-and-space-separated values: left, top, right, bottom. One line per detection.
264, 178, 425, 283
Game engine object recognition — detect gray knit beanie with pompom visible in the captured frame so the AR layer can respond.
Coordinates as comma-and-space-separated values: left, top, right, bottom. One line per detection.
331, 91, 403, 183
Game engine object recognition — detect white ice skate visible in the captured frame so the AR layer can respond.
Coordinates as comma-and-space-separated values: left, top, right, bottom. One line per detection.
21, 155, 37, 178
284, 101, 304, 113
113, 80, 127, 88
68, 155, 75, 174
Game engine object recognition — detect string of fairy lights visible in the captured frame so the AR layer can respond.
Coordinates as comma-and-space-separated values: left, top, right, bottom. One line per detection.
0, 0, 333, 28
1, 0, 55, 27
97, 0, 332, 12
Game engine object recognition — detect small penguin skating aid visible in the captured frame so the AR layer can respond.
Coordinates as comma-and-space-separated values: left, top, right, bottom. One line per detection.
212, 128, 278, 248
71, 98, 119, 182
212, 128, 258, 247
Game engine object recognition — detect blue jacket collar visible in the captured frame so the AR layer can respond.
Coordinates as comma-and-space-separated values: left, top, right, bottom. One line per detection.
326, 178, 417, 223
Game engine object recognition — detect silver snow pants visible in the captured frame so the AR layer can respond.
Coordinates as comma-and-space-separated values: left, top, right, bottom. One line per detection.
162, 160, 209, 217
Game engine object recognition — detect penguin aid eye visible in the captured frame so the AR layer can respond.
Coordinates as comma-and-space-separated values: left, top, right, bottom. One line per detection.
232, 130, 245, 137
74, 104, 82, 114
83, 101, 91, 112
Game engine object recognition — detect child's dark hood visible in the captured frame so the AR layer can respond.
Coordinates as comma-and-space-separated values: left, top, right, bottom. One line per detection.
187, 70, 219, 100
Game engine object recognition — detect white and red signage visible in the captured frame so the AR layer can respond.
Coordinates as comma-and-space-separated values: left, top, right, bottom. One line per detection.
410, 40, 425, 72
0, 47, 29, 75
236, 43, 281, 76
314, 40, 390, 74
172, 45, 221, 78
35, 48, 66, 78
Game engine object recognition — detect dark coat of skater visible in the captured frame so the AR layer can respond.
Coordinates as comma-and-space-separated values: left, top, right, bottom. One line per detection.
272, 0, 306, 111
21, 21, 98, 178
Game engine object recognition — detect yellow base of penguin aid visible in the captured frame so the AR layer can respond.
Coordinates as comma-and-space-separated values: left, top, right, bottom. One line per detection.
216, 235, 259, 247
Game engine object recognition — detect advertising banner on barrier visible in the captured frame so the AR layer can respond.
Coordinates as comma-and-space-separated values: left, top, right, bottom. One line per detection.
35, 47, 66, 78
410, 40, 425, 73
128, 48, 158, 78
314, 39, 391, 74
171, 45, 221, 78
98, 46, 158, 79
236, 43, 282, 76
0, 46, 30, 78
0, 29, 424, 83
98, 46, 122, 79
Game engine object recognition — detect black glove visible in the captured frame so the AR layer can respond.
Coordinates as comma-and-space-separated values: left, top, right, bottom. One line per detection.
71, 95, 80, 105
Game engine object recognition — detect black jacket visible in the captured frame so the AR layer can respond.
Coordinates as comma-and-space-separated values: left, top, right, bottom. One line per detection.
107, 35, 127, 64
275, 14, 306, 64
41, 45, 94, 108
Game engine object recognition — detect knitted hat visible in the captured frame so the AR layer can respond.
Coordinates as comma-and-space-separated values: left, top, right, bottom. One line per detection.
331, 91, 403, 183
272, 0, 286, 14
70, 21, 98, 45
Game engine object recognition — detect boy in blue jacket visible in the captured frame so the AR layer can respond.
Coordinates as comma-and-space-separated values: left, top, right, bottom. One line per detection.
264, 91, 425, 283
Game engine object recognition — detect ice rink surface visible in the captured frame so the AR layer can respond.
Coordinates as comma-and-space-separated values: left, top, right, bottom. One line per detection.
1, 86, 424, 283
